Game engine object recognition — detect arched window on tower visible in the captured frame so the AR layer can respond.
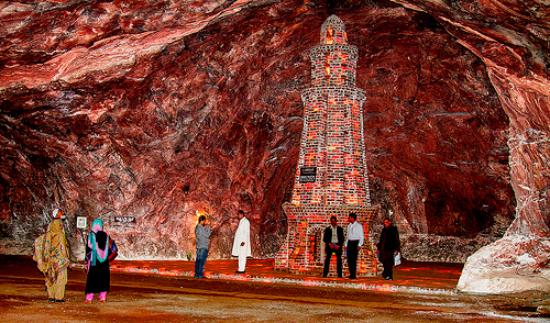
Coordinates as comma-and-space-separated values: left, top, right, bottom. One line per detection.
325, 25, 334, 44
325, 55, 331, 78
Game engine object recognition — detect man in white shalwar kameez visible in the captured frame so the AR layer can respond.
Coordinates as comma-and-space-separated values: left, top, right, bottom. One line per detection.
232, 210, 251, 273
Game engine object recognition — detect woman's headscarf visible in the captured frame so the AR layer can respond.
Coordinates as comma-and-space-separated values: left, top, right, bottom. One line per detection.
34, 219, 69, 284
88, 218, 109, 266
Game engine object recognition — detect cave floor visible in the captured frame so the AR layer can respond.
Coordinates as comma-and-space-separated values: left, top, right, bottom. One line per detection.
108, 257, 463, 292
0, 255, 547, 322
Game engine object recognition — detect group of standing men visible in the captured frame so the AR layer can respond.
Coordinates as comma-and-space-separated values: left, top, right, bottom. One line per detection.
196, 210, 400, 280
322, 213, 364, 279
323, 213, 401, 280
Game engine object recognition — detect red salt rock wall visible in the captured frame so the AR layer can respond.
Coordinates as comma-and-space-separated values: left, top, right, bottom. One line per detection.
390, 0, 550, 293
2, 0, 541, 263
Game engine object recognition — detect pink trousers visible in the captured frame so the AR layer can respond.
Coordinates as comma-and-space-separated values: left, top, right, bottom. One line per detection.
85, 291, 107, 301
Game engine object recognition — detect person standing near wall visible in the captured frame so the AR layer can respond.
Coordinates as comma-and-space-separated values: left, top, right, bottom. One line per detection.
194, 215, 211, 278
84, 218, 118, 303
377, 217, 401, 280
345, 212, 364, 280
33, 208, 70, 302
322, 216, 344, 278
231, 210, 251, 274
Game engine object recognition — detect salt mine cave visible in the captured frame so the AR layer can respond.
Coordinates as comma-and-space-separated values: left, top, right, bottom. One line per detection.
0, 0, 548, 297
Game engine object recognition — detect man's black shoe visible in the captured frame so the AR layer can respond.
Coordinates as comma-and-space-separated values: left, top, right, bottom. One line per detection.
55, 299, 65, 303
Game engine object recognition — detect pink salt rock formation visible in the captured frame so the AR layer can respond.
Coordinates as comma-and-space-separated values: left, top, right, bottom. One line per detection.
394, 0, 550, 294
457, 234, 550, 293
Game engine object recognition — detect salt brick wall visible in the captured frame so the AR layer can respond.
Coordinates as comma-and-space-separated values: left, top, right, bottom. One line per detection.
275, 15, 377, 276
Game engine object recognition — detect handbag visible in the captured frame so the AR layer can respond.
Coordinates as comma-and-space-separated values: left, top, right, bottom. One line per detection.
394, 252, 402, 266
107, 238, 118, 262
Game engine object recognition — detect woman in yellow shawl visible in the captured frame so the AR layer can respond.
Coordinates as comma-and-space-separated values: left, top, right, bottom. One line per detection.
33, 209, 70, 302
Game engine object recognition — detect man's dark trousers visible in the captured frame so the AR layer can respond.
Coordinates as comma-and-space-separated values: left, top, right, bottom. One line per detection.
323, 246, 342, 277
381, 251, 395, 279
347, 240, 359, 279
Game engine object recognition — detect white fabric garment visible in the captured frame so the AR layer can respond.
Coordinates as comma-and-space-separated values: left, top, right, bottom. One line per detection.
232, 217, 252, 257
238, 245, 247, 272
331, 226, 338, 243
52, 208, 65, 220
345, 221, 364, 247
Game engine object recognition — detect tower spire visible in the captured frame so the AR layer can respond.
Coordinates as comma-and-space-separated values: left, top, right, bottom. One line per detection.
320, 15, 348, 45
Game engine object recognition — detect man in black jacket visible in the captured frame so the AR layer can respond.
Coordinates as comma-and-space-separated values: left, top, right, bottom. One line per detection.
323, 216, 345, 278
377, 217, 401, 280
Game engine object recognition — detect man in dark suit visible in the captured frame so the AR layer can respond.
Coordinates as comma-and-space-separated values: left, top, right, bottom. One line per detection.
377, 217, 401, 280
323, 216, 345, 278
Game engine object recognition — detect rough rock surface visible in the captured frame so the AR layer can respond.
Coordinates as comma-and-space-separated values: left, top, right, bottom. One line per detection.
399, 234, 496, 264
457, 235, 550, 293
393, 0, 549, 293
0, 0, 547, 290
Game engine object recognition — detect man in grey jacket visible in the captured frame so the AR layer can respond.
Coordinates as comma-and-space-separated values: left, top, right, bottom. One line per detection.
194, 215, 212, 278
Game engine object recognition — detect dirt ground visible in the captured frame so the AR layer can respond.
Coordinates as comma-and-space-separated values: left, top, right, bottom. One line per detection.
0, 256, 548, 322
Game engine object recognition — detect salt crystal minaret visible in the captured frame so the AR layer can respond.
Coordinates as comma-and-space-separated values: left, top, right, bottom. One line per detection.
275, 15, 378, 276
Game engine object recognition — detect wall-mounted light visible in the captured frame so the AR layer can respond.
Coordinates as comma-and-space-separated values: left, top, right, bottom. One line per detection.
182, 183, 190, 195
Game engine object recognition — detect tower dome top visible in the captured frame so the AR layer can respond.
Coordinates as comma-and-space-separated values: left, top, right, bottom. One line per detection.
320, 15, 348, 45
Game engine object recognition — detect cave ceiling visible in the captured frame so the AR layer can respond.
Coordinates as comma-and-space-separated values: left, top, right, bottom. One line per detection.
0, 0, 547, 258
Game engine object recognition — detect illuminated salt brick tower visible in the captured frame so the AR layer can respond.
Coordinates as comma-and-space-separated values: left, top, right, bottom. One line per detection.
275, 15, 378, 277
